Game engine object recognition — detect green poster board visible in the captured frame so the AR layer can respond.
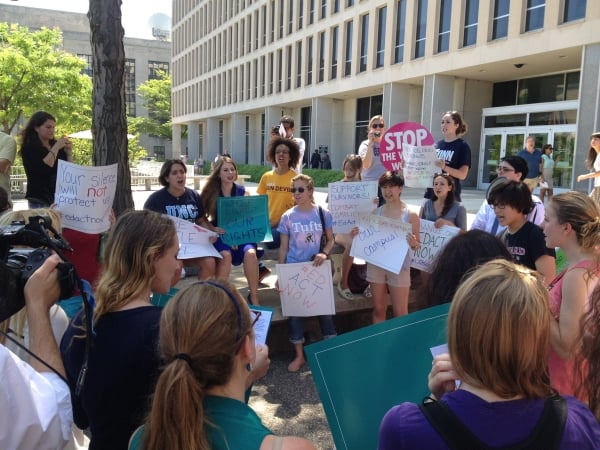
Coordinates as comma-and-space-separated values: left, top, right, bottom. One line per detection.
305, 303, 450, 450
217, 195, 271, 246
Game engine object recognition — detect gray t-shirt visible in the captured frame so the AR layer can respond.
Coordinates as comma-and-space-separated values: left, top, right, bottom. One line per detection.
358, 140, 386, 182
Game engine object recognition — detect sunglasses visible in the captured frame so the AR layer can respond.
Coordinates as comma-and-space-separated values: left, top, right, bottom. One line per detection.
371, 124, 385, 129
291, 187, 307, 193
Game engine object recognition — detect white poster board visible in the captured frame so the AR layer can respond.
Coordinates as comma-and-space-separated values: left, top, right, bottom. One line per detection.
168, 216, 222, 259
402, 144, 438, 188
54, 160, 117, 233
327, 181, 378, 234
410, 220, 461, 272
276, 261, 335, 317
349, 212, 412, 273
249, 306, 274, 346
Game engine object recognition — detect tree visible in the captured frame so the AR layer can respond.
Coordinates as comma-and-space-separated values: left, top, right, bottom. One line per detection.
88, 0, 133, 215
0, 23, 92, 135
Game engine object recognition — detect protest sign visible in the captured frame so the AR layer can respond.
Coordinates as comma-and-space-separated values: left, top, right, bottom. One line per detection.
327, 181, 378, 234
306, 303, 451, 450
276, 261, 335, 317
217, 195, 270, 246
378, 122, 435, 172
249, 305, 275, 346
168, 216, 222, 259
410, 220, 461, 272
54, 160, 117, 233
349, 212, 412, 273
402, 144, 438, 188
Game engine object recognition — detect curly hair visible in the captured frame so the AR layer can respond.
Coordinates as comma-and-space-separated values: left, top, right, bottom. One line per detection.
266, 137, 300, 169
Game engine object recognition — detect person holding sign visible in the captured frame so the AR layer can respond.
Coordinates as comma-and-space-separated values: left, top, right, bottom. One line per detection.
380, 260, 600, 449
425, 111, 471, 202
359, 115, 387, 206
201, 156, 261, 305
257, 137, 300, 249
144, 159, 221, 280
128, 280, 314, 450
20, 111, 74, 208
419, 173, 467, 231
277, 174, 337, 372
352, 171, 420, 323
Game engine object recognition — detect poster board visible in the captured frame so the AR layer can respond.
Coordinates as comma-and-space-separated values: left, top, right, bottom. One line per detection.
402, 144, 438, 188
217, 195, 271, 246
276, 261, 335, 317
378, 122, 435, 171
54, 160, 117, 233
410, 220, 461, 272
306, 303, 450, 450
168, 216, 222, 259
249, 305, 274, 346
327, 181, 378, 234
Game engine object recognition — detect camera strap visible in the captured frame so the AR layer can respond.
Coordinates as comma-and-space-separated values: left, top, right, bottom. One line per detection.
75, 278, 96, 397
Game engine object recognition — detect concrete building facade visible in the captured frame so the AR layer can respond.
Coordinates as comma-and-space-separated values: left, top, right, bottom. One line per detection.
0, 4, 173, 159
172, 0, 600, 192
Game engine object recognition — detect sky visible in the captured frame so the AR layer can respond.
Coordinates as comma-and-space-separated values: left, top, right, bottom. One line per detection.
0, 0, 172, 40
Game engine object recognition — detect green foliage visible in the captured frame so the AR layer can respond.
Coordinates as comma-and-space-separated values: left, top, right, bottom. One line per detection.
232, 164, 343, 187
0, 23, 92, 135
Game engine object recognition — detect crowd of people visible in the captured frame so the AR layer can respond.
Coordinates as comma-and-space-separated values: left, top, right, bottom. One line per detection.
3, 109, 600, 449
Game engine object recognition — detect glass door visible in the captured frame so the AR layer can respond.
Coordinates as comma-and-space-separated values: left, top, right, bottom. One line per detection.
479, 130, 526, 189
551, 130, 576, 189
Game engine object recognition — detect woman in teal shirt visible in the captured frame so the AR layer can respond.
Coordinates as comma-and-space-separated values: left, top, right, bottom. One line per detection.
129, 280, 316, 450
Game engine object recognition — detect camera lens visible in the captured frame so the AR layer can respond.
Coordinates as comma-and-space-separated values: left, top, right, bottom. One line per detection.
374, 132, 381, 137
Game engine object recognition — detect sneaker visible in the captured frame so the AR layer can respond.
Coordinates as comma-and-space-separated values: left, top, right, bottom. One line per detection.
337, 283, 355, 300
258, 265, 271, 283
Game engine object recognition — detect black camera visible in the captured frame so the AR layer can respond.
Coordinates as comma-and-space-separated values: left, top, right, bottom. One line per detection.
0, 216, 76, 322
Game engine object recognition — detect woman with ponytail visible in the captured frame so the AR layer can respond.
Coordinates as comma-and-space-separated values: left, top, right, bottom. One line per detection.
129, 280, 316, 450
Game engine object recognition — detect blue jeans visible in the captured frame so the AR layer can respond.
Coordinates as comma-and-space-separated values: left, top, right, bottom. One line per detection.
289, 315, 337, 344
264, 226, 281, 249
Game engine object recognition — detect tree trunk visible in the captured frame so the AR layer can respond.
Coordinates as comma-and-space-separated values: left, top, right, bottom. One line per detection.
88, 0, 134, 216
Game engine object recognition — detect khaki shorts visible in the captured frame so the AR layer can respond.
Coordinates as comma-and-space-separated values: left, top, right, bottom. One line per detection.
366, 263, 411, 288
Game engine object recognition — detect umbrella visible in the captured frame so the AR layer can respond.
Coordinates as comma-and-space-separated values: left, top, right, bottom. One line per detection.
69, 129, 135, 139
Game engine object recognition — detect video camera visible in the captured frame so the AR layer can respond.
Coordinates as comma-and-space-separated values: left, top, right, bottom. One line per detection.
0, 216, 76, 322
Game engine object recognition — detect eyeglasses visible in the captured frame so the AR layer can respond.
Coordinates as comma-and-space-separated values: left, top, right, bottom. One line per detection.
291, 187, 306, 193
490, 203, 506, 210
433, 173, 450, 178
251, 310, 262, 327
371, 124, 385, 129
496, 166, 514, 173
275, 149, 290, 155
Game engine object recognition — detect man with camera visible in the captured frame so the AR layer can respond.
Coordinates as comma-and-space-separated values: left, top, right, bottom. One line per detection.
1, 254, 72, 449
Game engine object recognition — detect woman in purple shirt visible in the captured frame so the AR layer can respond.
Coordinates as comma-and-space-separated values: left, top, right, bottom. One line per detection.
378, 259, 600, 449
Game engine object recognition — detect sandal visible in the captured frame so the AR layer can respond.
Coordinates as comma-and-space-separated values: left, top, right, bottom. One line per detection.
337, 283, 355, 300
363, 286, 372, 298
287, 357, 306, 372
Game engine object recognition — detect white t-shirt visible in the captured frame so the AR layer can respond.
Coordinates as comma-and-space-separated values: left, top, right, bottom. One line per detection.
594, 153, 600, 188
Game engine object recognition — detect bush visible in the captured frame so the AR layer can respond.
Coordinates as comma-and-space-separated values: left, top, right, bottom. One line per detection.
231, 164, 343, 187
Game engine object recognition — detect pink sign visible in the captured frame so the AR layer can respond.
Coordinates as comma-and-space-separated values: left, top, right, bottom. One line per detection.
379, 122, 435, 171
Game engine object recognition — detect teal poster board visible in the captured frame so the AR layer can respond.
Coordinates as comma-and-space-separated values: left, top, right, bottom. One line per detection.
305, 303, 450, 450
217, 195, 271, 246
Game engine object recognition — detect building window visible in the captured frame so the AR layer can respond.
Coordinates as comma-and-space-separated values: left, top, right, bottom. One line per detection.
347, 0, 354, 6
563, 0, 584, 23
262, 5, 267, 46
525, 0, 544, 32
333, 0, 340, 14
344, 20, 353, 76
153, 146, 165, 159
218, 120, 224, 153
270, 0, 275, 42
254, 10, 259, 50
309, 0, 315, 24
359, 14, 369, 72
279, 0, 284, 38
321, 0, 327, 19
286, 45, 292, 90
307, 37, 313, 85
355, 95, 383, 150
125, 58, 136, 117
77, 54, 93, 77
318, 32, 325, 82
148, 61, 170, 79
414, 0, 427, 58
277, 48, 283, 92
288, 0, 294, 34
260, 56, 265, 96
492, 0, 509, 40
245, 116, 250, 163
296, 41, 303, 88
463, 0, 478, 47
298, 0, 304, 29
437, 0, 451, 53
375, 7, 387, 68
300, 106, 312, 167
331, 26, 339, 79
394, 0, 406, 64
269, 52, 274, 94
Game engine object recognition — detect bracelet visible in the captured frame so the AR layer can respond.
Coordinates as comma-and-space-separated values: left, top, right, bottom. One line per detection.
321, 251, 329, 258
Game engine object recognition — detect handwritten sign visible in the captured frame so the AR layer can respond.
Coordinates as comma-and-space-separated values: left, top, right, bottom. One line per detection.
410, 220, 461, 272
217, 195, 270, 246
402, 144, 438, 188
379, 122, 435, 171
249, 305, 274, 346
168, 216, 222, 259
327, 181, 378, 234
54, 160, 117, 233
349, 212, 412, 273
276, 261, 335, 317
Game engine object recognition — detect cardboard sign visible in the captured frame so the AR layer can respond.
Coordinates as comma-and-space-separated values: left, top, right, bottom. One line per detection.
168, 216, 222, 259
217, 195, 271, 246
306, 303, 451, 450
402, 144, 439, 188
410, 220, 461, 272
54, 160, 117, 233
379, 122, 435, 171
349, 212, 412, 273
276, 261, 335, 317
327, 181, 378, 234
249, 305, 275, 346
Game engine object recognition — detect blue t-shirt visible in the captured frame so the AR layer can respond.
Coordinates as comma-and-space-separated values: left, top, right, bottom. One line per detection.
518, 148, 543, 178
425, 138, 471, 201
143, 187, 205, 223
277, 205, 333, 263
